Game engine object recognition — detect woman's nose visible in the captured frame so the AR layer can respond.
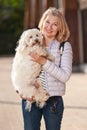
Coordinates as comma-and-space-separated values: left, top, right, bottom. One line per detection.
47, 24, 52, 29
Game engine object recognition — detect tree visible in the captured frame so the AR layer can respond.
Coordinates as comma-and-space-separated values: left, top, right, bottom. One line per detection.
0, 0, 25, 54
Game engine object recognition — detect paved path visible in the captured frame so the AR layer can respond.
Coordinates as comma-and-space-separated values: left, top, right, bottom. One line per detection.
0, 57, 87, 130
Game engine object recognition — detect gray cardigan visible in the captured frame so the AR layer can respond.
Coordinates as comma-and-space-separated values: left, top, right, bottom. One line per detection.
42, 40, 73, 96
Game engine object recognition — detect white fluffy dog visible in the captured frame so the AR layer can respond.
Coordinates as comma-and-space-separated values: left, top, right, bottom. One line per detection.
11, 28, 54, 111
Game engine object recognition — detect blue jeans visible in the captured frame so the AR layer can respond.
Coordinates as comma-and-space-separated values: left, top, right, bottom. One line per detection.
22, 96, 64, 130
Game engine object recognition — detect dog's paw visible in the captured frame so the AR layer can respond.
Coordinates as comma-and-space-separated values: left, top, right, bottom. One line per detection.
25, 100, 32, 111
36, 101, 46, 108
47, 54, 55, 61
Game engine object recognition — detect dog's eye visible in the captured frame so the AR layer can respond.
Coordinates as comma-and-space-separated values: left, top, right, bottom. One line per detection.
36, 34, 38, 37
30, 36, 32, 39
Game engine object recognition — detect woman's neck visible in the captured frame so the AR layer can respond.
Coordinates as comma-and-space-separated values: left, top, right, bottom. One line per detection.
44, 37, 55, 47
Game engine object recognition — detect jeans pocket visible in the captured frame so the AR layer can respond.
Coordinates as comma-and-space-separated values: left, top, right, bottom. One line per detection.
49, 96, 59, 113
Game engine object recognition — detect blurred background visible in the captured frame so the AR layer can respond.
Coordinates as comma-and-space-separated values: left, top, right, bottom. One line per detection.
0, 1, 87, 130
0, 0, 87, 72
0, 0, 24, 55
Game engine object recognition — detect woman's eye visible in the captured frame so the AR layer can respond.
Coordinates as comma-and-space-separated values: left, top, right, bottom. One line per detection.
54, 24, 57, 26
46, 20, 50, 24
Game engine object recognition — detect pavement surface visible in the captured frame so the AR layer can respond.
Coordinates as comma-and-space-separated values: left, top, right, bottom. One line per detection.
0, 57, 87, 130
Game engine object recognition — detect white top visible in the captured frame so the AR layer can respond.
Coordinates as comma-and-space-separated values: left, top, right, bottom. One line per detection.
40, 40, 73, 96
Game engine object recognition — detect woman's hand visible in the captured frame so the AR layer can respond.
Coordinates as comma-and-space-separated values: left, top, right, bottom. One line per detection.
16, 90, 35, 102
20, 94, 35, 102
29, 52, 47, 65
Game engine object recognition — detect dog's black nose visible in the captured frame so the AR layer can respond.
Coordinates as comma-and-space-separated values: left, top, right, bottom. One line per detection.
35, 38, 39, 43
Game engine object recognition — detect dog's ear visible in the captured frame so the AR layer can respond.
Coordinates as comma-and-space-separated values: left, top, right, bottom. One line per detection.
15, 31, 28, 53
16, 41, 27, 53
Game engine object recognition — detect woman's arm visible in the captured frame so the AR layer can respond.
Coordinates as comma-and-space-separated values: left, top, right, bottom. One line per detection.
43, 42, 73, 83
29, 42, 73, 83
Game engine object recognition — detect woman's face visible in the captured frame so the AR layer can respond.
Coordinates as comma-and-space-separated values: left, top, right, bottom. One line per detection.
42, 15, 59, 40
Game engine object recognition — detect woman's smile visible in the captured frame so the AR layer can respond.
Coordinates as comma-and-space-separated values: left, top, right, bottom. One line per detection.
42, 15, 59, 39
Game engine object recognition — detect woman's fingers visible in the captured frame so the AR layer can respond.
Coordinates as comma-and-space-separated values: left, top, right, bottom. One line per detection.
29, 52, 39, 62
20, 94, 35, 102
29, 52, 46, 65
27, 96, 35, 102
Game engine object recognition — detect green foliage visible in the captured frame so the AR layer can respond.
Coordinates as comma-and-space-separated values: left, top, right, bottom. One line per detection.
0, 0, 25, 54
0, 0, 25, 34
0, 0, 24, 8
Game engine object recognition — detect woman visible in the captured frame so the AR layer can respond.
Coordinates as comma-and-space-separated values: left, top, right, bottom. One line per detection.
22, 7, 73, 130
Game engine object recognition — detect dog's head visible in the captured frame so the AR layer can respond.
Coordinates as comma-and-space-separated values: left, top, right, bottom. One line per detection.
16, 28, 43, 53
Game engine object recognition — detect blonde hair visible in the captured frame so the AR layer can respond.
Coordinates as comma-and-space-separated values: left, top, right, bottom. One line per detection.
38, 7, 70, 43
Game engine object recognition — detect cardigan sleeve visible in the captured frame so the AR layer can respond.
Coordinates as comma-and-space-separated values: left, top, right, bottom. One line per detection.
42, 42, 73, 83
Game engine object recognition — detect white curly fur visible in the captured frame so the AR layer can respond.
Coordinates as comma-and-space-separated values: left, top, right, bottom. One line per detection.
11, 28, 54, 111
